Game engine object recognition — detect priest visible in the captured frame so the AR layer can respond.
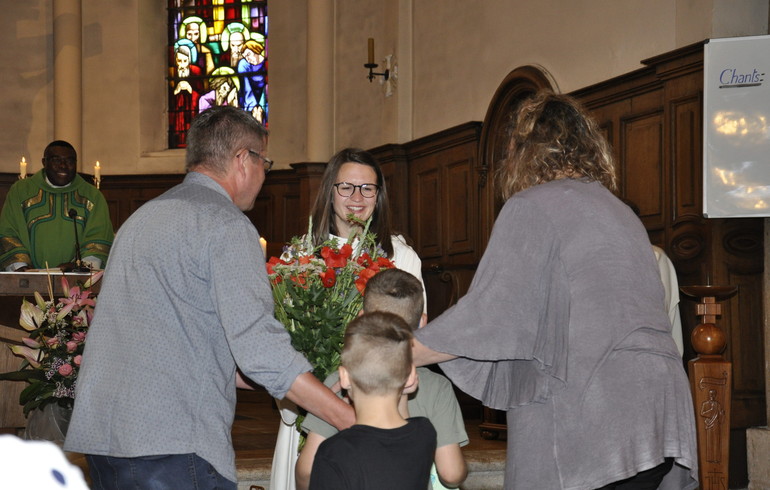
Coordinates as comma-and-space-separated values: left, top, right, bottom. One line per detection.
0, 140, 113, 271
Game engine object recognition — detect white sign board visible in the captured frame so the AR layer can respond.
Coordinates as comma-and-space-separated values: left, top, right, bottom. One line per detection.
703, 35, 770, 217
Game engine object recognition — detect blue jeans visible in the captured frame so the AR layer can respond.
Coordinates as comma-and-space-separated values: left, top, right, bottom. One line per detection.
86, 453, 236, 490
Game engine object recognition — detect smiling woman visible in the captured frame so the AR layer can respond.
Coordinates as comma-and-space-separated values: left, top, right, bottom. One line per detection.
268, 148, 427, 490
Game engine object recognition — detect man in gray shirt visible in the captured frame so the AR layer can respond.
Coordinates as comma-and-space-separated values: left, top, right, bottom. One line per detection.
64, 106, 354, 489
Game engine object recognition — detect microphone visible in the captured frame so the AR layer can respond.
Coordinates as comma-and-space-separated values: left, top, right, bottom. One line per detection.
68, 209, 91, 272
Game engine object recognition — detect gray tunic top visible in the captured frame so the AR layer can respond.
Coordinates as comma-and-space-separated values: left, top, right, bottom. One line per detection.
415, 178, 698, 489
64, 172, 312, 482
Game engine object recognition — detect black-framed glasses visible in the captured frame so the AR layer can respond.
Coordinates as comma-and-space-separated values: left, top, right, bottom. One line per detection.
333, 182, 380, 198
247, 150, 273, 173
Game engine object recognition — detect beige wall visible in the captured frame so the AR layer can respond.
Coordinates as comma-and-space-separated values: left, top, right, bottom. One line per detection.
0, 0, 767, 175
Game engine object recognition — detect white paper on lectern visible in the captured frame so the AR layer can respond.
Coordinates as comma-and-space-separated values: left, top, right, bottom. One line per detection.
703, 35, 770, 218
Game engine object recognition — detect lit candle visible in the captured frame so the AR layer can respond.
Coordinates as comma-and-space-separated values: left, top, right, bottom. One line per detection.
19, 157, 27, 178
94, 161, 101, 180
259, 237, 267, 257
368, 38, 374, 65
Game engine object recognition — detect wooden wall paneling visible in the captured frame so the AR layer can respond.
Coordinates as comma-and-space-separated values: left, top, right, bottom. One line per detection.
104, 197, 121, 233
99, 174, 184, 230
250, 192, 277, 243
370, 144, 411, 238
584, 99, 631, 196
621, 108, 666, 233
670, 95, 702, 221
247, 171, 301, 255
444, 157, 476, 261
291, 163, 326, 234
0, 174, 16, 206
412, 163, 442, 260
404, 123, 481, 265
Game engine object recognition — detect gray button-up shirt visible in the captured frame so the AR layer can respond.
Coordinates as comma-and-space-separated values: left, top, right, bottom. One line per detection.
65, 172, 311, 482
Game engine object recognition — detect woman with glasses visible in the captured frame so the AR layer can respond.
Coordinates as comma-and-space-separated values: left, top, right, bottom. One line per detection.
271, 147, 424, 490
308, 147, 423, 287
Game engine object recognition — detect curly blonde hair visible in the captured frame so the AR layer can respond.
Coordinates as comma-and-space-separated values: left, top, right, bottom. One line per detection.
497, 91, 617, 200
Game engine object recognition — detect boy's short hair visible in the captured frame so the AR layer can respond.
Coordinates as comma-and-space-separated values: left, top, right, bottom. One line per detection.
363, 269, 424, 330
341, 312, 413, 396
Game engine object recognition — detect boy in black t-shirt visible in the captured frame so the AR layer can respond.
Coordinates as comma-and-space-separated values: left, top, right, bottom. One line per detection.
309, 312, 436, 490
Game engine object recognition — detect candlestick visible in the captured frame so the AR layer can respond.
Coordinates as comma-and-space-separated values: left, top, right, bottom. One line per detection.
259, 237, 267, 257
19, 156, 27, 179
368, 38, 374, 65
94, 161, 101, 189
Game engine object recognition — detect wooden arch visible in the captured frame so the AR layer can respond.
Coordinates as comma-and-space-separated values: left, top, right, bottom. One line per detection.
477, 65, 554, 247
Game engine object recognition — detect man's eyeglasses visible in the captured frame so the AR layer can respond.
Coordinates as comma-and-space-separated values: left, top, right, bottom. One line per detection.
333, 182, 380, 199
247, 150, 273, 173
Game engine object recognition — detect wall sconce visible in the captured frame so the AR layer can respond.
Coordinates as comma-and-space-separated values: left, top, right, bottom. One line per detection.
364, 38, 389, 82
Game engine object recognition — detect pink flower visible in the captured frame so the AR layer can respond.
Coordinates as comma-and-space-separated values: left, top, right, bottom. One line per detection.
73, 355, 82, 366
72, 331, 87, 343
58, 275, 97, 312
57, 364, 73, 376
46, 337, 59, 347
66, 341, 78, 353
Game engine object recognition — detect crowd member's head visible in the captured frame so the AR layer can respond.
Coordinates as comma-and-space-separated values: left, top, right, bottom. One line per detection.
363, 268, 424, 330
42, 140, 77, 187
339, 311, 414, 397
185, 106, 269, 211
310, 147, 394, 256
498, 91, 617, 200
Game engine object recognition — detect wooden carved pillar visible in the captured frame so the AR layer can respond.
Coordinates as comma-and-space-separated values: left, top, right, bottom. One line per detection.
681, 285, 736, 490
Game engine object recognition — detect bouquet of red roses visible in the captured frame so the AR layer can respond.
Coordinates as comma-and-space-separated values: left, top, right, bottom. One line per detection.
266, 217, 395, 382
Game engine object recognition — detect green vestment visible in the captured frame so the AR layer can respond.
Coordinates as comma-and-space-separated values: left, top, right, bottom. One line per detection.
0, 170, 114, 270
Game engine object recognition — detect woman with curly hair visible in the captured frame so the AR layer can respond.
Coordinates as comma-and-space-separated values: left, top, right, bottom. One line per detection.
412, 91, 698, 489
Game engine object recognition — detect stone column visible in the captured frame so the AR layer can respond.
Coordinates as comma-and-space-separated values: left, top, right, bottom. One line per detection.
306, 0, 334, 162
53, 0, 82, 161
747, 219, 770, 489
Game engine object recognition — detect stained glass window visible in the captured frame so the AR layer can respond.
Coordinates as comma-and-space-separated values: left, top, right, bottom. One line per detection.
168, 1, 268, 148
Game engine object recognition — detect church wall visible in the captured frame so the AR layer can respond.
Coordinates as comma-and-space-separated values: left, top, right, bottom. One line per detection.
1, 1, 53, 176
0, 0, 767, 176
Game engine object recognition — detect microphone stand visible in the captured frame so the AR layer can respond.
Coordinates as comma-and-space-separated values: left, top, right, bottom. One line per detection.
68, 209, 91, 273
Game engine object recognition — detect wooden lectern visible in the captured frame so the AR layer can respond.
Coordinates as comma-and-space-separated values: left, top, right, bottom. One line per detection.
680, 285, 736, 490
